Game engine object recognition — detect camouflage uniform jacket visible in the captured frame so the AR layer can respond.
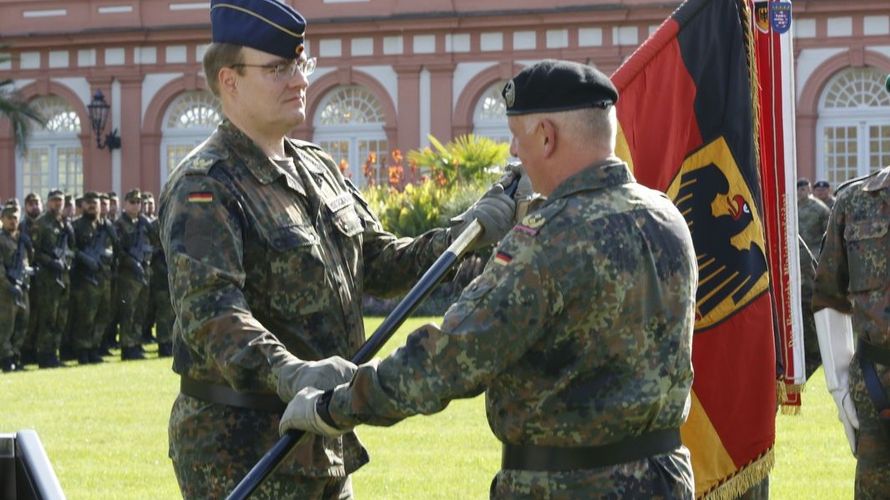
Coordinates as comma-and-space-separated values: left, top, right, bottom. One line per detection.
71, 216, 115, 284
31, 212, 73, 272
0, 229, 29, 290
158, 120, 451, 476
147, 218, 167, 278
813, 166, 889, 347
329, 160, 697, 485
115, 213, 152, 277
798, 194, 830, 256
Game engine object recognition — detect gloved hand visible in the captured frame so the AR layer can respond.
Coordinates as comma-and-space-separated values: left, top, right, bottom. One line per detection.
273, 354, 357, 401
279, 387, 351, 438
502, 163, 536, 223
46, 259, 65, 272
814, 308, 859, 455
450, 174, 517, 250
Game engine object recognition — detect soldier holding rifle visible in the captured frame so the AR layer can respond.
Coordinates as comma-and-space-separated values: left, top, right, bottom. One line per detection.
0, 202, 32, 372
31, 189, 74, 368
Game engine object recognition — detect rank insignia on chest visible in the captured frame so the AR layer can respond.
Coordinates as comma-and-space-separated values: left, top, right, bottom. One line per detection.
187, 192, 213, 204
514, 213, 545, 236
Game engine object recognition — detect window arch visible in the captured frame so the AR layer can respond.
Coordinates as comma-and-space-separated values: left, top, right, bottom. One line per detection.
17, 95, 83, 199
160, 90, 222, 185
472, 81, 510, 144
313, 85, 388, 186
817, 67, 890, 185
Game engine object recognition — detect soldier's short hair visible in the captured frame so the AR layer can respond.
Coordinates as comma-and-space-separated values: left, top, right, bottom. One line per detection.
203, 43, 244, 97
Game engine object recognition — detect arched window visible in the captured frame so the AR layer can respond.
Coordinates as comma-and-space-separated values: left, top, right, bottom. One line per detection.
472, 81, 511, 144
18, 95, 83, 199
817, 67, 890, 185
313, 85, 388, 186
160, 90, 222, 185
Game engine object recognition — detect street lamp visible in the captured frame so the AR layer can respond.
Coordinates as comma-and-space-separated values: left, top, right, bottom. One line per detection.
87, 90, 121, 150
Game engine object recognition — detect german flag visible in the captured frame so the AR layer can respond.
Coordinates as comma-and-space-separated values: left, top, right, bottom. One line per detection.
612, 0, 776, 496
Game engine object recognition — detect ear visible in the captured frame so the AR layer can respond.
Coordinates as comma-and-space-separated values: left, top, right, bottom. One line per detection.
218, 66, 238, 97
539, 119, 558, 158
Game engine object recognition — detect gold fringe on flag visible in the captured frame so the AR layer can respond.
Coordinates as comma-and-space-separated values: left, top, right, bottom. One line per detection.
698, 447, 775, 500
781, 404, 801, 416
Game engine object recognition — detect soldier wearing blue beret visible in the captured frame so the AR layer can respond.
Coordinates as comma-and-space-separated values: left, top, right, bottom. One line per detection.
160, 0, 524, 497
280, 59, 697, 498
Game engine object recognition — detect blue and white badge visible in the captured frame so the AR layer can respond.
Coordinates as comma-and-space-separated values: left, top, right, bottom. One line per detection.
770, 1, 792, 34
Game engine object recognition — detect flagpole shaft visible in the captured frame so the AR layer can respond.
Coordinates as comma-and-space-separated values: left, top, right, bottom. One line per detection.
225, 221, 484, 500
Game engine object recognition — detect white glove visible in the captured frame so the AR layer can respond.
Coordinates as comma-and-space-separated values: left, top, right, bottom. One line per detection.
273, 354, 357, 401
279, 387, 349, 438
814, 308, 859, 456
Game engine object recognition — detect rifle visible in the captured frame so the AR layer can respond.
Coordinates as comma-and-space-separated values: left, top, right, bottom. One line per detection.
123, 217, 152, 286
76, 222, 112, 286
4, 230, 32, 309
46, 223, 72, 289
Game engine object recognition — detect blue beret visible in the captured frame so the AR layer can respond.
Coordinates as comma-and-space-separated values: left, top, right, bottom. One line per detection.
503, 60, 618, 116
211, 0, 306, 60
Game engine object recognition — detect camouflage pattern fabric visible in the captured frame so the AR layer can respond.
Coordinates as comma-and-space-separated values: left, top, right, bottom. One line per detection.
813, 166, 890, 498
798, 237, 821, 380
31, 212, 73, 355
798, 194, 830, 257
328, 160, 697, 498
21, 214, 39, 359
70, 217, 115, 350
115, 213, 152, 349
158, 120, 449, 487
148, 218, 173, 344
0, 228, 26, 359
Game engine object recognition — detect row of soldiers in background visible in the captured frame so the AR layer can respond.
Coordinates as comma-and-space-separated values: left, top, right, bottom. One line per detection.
0, 187, 172, 372
797, 178, 833, 379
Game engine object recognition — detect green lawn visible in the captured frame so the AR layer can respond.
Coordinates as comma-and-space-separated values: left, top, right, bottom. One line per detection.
0, 317, 855, 499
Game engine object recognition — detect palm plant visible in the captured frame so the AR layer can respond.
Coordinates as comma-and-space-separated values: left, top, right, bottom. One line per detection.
0, 47, 44, 154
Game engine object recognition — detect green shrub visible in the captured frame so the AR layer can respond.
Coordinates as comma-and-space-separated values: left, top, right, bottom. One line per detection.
408, 134, 509, 186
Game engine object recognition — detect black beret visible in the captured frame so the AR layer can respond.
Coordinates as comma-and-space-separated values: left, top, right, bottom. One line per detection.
211, 0, 306, 61
107, 191, 118, 199
47, 189, 64, 200
813, 180, 830, 189
503, 60, 618, 116
796, 178, 811, 188
83, 191, 101, 201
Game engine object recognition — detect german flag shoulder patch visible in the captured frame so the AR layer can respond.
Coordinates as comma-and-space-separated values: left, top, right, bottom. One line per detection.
187, 192, 214, 204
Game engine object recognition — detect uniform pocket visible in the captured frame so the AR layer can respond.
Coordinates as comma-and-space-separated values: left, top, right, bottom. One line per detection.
332, 206, 364, 238
844, 220, 889, 292
266, 223, 329, 314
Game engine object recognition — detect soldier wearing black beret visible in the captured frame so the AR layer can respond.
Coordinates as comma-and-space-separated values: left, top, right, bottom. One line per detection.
279, 59, 696, 498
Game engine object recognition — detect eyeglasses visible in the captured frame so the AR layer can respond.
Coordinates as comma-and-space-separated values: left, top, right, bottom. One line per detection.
230, 57, 317, 81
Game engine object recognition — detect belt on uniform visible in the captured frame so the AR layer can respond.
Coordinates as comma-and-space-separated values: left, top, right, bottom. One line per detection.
501, 428, 681, 471
180, 376, 286, 413
857, 339, 890, 436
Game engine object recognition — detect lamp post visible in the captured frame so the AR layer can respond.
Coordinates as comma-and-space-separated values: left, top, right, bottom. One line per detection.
87, 90, 121, 150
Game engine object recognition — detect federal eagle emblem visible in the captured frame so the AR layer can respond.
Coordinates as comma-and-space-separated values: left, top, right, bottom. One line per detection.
666, 137, 769, 330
